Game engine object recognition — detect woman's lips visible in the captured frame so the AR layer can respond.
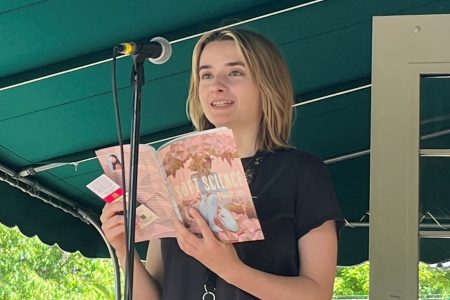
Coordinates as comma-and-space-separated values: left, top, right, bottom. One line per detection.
210, 100, 235, 107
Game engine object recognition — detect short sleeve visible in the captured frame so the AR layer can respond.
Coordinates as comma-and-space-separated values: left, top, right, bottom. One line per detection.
295, 156, 344, 239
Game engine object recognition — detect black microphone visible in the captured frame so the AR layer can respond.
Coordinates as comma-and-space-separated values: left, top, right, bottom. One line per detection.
117, 37, 172, 64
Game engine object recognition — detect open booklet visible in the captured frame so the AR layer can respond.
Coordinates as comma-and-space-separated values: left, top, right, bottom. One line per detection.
87, 127, 264, 243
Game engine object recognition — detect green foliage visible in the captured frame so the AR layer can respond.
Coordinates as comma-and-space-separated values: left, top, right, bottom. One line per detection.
333, 261, 450, 298
0, 224, 117, 299
1, 223, 449, 299
418, 262, 450, 298
334, 262, 370, 296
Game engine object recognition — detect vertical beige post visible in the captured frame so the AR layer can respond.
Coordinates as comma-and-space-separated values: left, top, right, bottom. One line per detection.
370, 15, 450, 299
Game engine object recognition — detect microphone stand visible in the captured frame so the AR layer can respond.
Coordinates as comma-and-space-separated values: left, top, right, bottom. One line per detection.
124, 53, 146, 300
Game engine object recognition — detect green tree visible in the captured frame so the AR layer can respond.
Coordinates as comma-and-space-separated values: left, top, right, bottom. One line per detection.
419, 262, 450, 298
0, 223, 117, 300
1, 223, 449, 299
333, 261, 450, 299
334, 262, 370, 297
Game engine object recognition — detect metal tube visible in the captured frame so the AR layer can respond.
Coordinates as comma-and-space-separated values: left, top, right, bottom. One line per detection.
419, 149, 450, 157
79, 210, 122, 300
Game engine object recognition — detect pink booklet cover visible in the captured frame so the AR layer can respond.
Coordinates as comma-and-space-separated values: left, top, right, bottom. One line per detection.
94, 127, 264, 243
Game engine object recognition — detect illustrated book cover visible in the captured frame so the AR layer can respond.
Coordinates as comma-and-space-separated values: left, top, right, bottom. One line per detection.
87, 127, 264, 243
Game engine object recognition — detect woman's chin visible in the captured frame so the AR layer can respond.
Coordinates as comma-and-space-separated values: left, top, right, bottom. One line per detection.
211, 121, 232, 129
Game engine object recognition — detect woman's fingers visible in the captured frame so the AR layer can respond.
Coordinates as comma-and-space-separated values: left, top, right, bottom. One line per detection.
101, 214, 125, 231
189, 208, 218, 241
100, 200, 124, 223
99, 200, 128, 254
103, 222, 125, 241
173, 219, 198, 254
173, 208, 240, 276
174, 208, 225, 260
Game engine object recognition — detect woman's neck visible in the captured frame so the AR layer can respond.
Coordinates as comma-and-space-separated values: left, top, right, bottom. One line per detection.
231, 125, 259, 158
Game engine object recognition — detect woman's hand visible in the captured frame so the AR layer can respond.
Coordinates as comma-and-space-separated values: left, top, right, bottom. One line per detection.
101, 201, 163, 300
173, 208, 242, 279
100, 200, 127, 259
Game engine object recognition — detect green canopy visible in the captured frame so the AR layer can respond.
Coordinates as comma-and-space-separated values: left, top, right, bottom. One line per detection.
1, 0, 449, 265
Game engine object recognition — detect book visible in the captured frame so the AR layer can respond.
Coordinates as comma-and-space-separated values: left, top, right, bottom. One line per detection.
87, 127, 264, 243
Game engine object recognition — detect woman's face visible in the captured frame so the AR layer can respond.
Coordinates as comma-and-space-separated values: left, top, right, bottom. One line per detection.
198, 40, 262, 131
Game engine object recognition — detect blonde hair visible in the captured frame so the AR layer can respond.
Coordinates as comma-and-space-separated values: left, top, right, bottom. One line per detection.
187, 29, 294, 151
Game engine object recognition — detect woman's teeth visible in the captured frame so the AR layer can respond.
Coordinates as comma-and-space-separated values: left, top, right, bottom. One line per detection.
211, 100, 233, 107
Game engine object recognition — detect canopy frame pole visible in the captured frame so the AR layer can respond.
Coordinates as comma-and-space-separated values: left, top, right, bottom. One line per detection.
78, 210, 122, 300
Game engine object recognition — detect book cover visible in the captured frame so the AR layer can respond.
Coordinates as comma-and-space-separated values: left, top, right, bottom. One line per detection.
90, 127, 264, 243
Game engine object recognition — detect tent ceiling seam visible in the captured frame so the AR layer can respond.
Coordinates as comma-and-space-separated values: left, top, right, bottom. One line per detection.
17, 82, 369, 177
0, 0, 48, 16
10, 79, 449, 175
15, 125, 450, 177
294, 84, 371, 107
0, 0, 323, 93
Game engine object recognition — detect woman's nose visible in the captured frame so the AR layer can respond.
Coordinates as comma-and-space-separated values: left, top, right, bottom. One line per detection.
210, 75, 227, 92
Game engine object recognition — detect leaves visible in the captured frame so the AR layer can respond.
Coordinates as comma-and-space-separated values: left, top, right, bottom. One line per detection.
334, 262, 370, 296
333, 261, 450, 298
418, 262, 450, 297
0, 223, 448, 299
0, 224, 117, 299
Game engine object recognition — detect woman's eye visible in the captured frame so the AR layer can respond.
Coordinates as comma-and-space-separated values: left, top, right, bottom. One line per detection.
229, 70, 243, 76
200, 73, 213, 80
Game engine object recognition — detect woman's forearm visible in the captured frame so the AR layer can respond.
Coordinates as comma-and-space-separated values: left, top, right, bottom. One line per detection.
117, 250, 162, 300
222, 262, 330, 300
221, 221, 338, 300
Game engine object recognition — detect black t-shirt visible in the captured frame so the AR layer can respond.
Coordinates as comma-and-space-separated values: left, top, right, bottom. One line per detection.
160, 148, 344, 299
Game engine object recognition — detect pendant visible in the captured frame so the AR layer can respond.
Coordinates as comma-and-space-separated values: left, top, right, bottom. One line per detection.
202, 284, 216, 300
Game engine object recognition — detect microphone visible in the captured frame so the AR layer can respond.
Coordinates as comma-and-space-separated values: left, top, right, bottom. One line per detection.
117, 37, 172, 64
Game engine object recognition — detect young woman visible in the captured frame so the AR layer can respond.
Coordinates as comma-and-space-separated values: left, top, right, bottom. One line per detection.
100, 28, 343, 300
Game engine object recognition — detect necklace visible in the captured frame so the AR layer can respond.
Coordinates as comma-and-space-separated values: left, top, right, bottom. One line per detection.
243, 152, 264, 186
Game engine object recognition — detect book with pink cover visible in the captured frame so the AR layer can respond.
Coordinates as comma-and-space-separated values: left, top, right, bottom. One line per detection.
90, 127, 264, 243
